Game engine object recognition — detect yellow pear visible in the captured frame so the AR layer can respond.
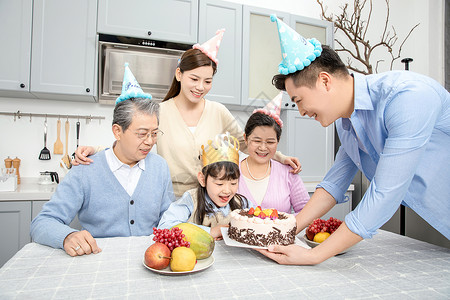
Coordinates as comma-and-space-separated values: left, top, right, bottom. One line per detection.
170, 247, 196, 272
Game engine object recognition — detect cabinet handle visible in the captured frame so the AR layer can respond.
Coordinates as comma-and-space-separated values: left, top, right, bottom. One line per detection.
86, 88, 90, 93
291, 104, 296, 108
20, 83, 25, 88
285, 103, 289, 107
147, 31, 152, 36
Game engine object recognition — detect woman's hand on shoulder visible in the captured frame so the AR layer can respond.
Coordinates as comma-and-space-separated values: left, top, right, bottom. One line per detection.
72, 146, 96, 166
210, 225, 228, 241
284, 156, 302, 174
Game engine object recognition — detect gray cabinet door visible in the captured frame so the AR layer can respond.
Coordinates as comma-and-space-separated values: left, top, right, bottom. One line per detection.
279, 110, 335, 182
0, 201, 31, 267
0, 0, 33, 98
289, 14, 334, 48
199, 0, 242, 105
241, 6, 289, 108
32, 201, 82, 231
320, 191, 352, 221
98, 0, 198, 44
30, 0, 97, 101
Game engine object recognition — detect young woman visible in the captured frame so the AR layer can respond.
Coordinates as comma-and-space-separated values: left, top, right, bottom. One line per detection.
74, 31, 301, 197
239, 111, 310, 213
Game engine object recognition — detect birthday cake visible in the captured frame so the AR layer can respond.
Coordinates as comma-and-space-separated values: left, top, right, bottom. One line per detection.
228, 207, 297, 247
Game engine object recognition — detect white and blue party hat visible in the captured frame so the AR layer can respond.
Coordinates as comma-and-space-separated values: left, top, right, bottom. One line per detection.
270, 14, 322, 75
115, 63, 152, 105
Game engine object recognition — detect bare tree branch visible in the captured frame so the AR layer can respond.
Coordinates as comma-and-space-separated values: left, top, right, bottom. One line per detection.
316, 0, 419, 74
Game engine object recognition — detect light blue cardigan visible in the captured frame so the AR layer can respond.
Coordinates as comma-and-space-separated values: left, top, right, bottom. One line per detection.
31, 150, 175, 249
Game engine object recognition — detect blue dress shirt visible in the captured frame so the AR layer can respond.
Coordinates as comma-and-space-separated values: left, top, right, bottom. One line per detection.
318, 71, 450, 239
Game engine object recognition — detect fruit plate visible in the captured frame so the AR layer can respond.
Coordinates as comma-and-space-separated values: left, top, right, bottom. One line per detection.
221, 227, 309, 250
302, 234, 347, 255
142, 255, 215, 276
302, 234, 320, 248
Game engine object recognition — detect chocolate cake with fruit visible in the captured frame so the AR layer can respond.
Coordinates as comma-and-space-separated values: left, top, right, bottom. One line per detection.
228, 207, 297, 247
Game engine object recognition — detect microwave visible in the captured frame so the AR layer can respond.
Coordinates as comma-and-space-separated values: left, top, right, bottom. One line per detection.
98, 39, 187, 104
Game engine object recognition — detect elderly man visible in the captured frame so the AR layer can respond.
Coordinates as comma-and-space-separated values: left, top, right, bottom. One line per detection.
31, 64, 174, 256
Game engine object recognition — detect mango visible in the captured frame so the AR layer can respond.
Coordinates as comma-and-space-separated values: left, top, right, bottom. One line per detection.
171, 223, 215, 259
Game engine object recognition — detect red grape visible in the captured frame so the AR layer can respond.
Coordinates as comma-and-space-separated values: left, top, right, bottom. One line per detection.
151, 227, 190, 251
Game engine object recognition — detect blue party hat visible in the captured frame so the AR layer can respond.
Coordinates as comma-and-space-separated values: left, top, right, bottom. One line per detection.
270, 14, 322, 75
115, 63, 152, 105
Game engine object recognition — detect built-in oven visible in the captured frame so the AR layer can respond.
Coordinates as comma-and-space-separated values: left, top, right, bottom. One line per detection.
98, 35, 191, 104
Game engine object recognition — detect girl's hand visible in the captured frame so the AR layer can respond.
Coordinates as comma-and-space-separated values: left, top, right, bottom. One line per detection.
284, 156, 302, 174
255, 244, 317, 265
210, 225, 228, 241
72, 146, 96, 166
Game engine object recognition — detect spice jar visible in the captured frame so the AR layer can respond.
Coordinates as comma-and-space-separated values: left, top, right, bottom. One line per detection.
12, 157, 21, 184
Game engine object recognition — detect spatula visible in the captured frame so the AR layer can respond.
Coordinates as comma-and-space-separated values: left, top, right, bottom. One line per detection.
72, 121, 80, 159
53, 119, 63, 154
38, 120, 51, 160
60, 120, 72, 169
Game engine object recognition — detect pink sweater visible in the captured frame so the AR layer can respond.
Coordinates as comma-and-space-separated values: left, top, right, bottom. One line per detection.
238, 159, 310, 213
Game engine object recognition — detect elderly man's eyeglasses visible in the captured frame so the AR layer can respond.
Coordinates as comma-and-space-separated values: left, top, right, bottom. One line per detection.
134, 129, 164, 141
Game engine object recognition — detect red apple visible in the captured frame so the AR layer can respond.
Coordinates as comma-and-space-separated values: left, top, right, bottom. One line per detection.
306, 227, 315, 241
144, 242, 171, 270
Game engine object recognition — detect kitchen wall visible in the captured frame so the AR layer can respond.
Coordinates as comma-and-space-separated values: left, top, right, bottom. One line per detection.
0, 97, 250, 178
0, 0, 445, 178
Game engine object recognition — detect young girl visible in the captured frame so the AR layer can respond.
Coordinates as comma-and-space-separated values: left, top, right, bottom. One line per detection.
238, 93, 310, 213
73, 30, 301, 198
157, 133, 251, 240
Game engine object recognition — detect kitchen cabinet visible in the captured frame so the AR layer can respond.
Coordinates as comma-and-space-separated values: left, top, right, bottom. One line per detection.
241, 6, 333, 108
32, 201, 81, 231
320, 191, 352, 221
0, 0, 33, 98
198, 0, 242, 106
98, 0, 199, 44
381, 206, 450, 248
30, 0, 97, 101
0, 0, 97, 101
0, 198, 82, 268
279, 110, 335, 182
241, 6, 289, 108
0, 201, 31, 268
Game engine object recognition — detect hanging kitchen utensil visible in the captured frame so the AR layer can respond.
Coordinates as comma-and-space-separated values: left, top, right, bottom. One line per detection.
60, 119, 72, 169
39, 119, 51, 160
72, 121, 80, 159
53, 119, 63, 154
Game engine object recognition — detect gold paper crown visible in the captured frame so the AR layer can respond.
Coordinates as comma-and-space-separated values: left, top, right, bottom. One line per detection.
201, 132, 240, 167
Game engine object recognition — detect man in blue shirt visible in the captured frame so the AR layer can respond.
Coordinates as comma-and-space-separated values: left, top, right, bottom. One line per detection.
258, 44, 450, 265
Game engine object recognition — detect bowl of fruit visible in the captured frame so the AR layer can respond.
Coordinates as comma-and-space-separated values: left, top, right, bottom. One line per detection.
304, 217, 343, 248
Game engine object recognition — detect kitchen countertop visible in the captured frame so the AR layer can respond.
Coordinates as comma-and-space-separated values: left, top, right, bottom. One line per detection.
0, 178, 354, 201
0, 230, 448, 299
0, 178, 57, 201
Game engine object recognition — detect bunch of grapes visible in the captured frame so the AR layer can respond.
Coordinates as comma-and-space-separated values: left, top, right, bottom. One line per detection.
326, 217, 343, 234
306, 217, 343, 240
152, 227, 190, 251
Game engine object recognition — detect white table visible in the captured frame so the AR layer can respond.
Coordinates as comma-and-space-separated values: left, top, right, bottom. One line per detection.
0, 230, 449, 299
